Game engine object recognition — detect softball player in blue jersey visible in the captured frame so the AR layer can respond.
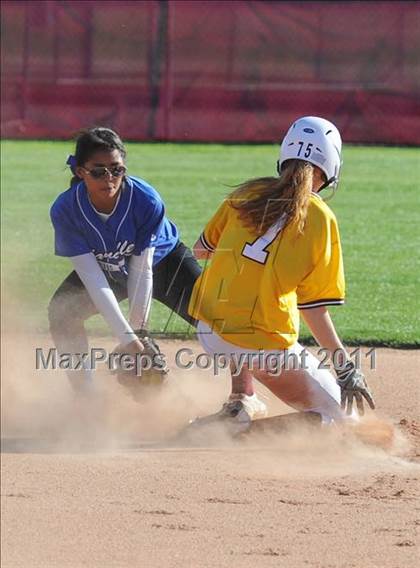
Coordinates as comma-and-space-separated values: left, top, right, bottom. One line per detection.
49, 127, 201, 391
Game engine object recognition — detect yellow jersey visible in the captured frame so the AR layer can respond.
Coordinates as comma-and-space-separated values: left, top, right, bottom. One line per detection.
188, 193, 345, 349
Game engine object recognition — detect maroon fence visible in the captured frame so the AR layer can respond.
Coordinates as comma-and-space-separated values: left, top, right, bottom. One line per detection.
2, 1, 419, 144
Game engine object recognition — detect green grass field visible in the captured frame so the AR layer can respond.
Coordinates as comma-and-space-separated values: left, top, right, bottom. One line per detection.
1, 140, 419, 346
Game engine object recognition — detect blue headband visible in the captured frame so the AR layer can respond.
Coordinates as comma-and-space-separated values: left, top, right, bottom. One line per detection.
66, 154, 77, 174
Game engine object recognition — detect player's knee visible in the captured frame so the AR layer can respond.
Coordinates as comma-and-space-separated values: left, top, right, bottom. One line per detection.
48, 294, 79, 332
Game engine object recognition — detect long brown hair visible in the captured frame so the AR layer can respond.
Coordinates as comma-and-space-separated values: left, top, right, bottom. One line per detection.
228, 159, 314, 235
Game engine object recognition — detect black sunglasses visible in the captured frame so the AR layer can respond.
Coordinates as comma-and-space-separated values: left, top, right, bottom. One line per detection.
82, 165, 127, 179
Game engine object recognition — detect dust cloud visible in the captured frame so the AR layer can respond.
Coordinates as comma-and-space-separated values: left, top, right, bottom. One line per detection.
1, 321, 413, 479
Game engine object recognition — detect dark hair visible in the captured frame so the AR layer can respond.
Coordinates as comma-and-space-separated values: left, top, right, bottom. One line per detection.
70, 127, 126, 185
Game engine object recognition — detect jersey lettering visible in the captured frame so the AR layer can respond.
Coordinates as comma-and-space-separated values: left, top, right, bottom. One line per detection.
95, 240, 135, 261
241, 217, 286, 264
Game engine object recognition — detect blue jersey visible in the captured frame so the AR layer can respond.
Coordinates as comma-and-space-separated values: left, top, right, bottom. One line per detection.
50, 176, 179, 277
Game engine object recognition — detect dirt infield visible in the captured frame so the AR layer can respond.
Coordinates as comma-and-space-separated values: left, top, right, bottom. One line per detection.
1, 335, 419, 568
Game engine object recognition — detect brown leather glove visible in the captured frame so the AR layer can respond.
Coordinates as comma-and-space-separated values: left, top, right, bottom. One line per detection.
111, 333, 169, 399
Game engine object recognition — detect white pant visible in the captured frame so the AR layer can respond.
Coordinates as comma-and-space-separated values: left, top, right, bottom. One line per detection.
197, 321, 347, 423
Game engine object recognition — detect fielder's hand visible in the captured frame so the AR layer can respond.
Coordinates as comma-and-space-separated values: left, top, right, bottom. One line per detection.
111, 334, 169, 399
137, 333, 170, 378
335, 360, 375, 415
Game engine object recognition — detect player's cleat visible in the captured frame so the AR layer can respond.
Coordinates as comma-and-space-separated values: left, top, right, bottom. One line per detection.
188, 393, 268, 435
227, 393, 268, 420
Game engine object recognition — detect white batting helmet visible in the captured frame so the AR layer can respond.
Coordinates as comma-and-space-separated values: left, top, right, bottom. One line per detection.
277, 116, 343, 189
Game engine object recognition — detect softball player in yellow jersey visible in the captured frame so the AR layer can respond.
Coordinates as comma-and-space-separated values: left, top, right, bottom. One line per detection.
188, 116, 375, 430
